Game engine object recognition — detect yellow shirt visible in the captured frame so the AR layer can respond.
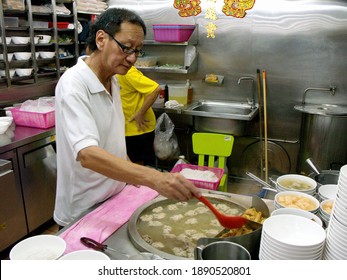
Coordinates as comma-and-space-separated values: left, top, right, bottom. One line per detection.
117, 67, 159, 136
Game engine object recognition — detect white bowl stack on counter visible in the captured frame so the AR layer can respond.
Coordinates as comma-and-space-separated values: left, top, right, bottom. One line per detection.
319, 199, 334, 226
318, 184, 338, 201
259, 214, 326, 260
274, 190, 320, 214
322, 165, 347, 260
276, 174, 317, 195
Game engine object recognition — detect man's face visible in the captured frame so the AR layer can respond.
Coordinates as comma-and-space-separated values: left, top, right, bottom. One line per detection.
98, 22, 145, 75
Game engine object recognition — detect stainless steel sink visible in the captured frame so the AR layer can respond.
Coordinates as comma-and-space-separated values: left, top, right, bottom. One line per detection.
185, 100, 258, 121
184, 100, 259, 136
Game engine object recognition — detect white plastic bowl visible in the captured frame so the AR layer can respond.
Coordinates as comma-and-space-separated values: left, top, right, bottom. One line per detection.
263, 214, 326, 247
0, 53, 14, 62
271, 207, 323, 227
274, 190, 320, 213
11, 36, 30, 44
0, 117, 13, 134
34, 36, 40, 44
15, 68, 33, 77
38, 35, 52, 44
14, 52, 32, 61
318, 184, 338, 201
10, 235, 66, 260
0, 69, 16, 78
59, 250, 110, 260
320, 199, 334, 217
276, 174, 317, 194
38, 51, 55, 59
0, 37, 11, 44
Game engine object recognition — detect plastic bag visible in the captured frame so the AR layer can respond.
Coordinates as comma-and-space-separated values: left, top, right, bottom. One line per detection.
154, 113, 180, 160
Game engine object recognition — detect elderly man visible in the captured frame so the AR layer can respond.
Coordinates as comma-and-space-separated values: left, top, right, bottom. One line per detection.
54, 8, 201, 227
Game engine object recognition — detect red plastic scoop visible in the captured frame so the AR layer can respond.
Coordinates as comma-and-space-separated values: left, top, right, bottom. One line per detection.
195, 195, 262, 230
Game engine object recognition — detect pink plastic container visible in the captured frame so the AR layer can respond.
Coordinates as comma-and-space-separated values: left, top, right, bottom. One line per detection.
152, 24, 195, 42
11, 107, 55, 128
171, 163, 224, 190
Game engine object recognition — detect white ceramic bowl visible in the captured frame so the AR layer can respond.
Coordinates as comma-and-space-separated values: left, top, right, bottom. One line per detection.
0, 37, 11, 44
263, 214, 326, 247
274, 190, 320, 213
59, 250, 110, 260
318, 184, 338, 201
320, 199, 334, 217
38, 35, 52, 44
38, 51, 55, 59
0, 69, 16, 78
14, 52, 32, 61
15, 68, 33, 77
0, 117, 13, 134
34, 36, 40, 44
10, 235, 66, 260
0, 53, 14, 62
11, 36, 30, 44
271, 207, 323, 227
276, 174, 317, 194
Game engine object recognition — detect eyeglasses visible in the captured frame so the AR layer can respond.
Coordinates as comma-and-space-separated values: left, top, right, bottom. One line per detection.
105, 32, 144, 57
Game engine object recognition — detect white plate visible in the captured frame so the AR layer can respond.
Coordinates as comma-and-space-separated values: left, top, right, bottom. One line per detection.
59, 250, 110, 260
10, 235, 66, 260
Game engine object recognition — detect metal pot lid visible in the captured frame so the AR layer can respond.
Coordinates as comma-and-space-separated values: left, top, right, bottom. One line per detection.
294, 104, 347, 116
240, 140, 291, 177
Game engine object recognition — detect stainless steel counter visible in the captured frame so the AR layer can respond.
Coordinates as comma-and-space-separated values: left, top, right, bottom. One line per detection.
0, 124, 55, 154
58, 192, 274, 260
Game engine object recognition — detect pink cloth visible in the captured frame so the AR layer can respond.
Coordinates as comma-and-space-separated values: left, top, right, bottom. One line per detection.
59, 185, 159, 253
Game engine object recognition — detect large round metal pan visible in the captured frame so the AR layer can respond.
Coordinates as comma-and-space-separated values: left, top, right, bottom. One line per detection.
128, 193, 268, 260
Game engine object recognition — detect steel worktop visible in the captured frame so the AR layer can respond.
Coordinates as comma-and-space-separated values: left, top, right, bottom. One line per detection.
0, 125, 55, 154
57, 192, 274, 260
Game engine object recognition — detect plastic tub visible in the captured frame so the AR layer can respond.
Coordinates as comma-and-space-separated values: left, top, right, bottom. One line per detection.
171, 163, 224, 190
10, 107, 55, 128
153, 24, 195, 42
168, 84, 188, 105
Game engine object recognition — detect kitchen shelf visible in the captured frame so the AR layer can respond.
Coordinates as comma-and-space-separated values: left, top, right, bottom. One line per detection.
138, 25, 199, 74
0, 0, 80, 87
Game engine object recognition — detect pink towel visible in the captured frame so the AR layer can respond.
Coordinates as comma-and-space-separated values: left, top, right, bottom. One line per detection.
59, 185, 159, 254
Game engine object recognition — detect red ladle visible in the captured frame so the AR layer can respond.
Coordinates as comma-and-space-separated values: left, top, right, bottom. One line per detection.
195, 195, 262, 230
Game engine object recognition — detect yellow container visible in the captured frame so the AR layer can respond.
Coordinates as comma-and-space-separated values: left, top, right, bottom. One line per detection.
168, 84, 188, 105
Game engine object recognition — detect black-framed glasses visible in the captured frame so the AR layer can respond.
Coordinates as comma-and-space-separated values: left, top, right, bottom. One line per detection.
105, 32, 144, 57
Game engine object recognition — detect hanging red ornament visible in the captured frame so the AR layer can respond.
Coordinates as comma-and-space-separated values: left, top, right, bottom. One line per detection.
173, 0, 202, 17
222, 0, 256, 18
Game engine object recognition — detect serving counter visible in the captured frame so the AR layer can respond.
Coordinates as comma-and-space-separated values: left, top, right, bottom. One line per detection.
57, 189, 274, 260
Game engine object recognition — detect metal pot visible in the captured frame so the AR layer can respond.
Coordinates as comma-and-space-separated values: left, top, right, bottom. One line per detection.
306, 158, 340, 186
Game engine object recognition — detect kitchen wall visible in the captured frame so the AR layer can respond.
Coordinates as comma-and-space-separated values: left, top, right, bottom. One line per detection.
109, 0, 347, 178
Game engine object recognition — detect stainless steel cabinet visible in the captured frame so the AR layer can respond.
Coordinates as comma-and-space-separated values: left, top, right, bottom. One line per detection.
0, 134, 57, 251
17, 136, 56, 232
0, 156, 27, 252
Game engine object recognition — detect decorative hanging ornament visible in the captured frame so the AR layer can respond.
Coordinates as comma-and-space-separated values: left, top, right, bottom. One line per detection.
173, 0, 202, 17
205, 0, 217, 38
222, 0, 256, 18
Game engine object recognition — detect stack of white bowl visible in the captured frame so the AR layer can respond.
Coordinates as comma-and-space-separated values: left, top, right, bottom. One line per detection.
276, 174, 317, 196
322, 165, 347, 259
274, 190, 320, 214
319, 199, 334, 226
259, 214, 326, 260
318, 184, 338, 201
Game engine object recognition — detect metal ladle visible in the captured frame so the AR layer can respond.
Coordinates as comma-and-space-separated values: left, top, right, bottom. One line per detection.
246, 171, 277, 193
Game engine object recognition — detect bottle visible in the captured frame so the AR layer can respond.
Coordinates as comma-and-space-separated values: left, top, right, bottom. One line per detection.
186, 79, 193, 104
174, 155, 189, 167
164, 85, 169, 103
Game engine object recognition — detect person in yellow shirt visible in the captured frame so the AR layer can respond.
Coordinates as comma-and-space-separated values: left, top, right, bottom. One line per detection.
117, 66, 161, 165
